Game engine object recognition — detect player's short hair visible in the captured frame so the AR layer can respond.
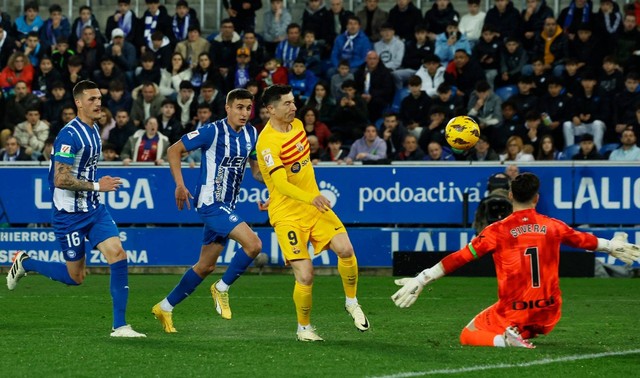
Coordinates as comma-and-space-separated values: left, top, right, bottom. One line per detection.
262, 84, 292, 107
72, 80, 99, 100
226, 88, 254, 104
510, 173, 540, 203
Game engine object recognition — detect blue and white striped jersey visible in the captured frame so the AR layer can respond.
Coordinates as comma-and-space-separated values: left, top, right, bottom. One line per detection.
48, 117, 102, 213
182, 118, 258, 210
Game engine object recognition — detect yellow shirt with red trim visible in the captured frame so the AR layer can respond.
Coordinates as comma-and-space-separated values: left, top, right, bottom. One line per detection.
256, 118, 321, 224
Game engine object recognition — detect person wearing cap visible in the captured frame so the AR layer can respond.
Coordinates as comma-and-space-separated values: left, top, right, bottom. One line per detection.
572, 133, 604, 160
392, 24, 435, 91
226, 47, 259, 90
174, 25, 209, 69
356, 0, 389, 43
106, 27, 137, 75
484, 0, 523, 41
435, 20, 470, 65
106, 0, 141, 45
374, 23, 404, 71
414, 54, 445, 97
171, 1, 200, 43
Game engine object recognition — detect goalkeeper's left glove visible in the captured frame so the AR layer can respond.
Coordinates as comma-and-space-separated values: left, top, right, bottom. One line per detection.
391, 263, 445, 308
597, 232, 640, 265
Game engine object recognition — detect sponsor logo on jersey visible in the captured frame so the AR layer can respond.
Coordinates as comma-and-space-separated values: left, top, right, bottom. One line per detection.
291, 162, 301, 173
187, 130, 200, 140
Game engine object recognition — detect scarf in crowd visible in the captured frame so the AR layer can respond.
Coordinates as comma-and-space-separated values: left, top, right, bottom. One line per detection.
144, 10, 159, 43
172, 14, 190, 41
76, 19, 93, 39
118, 10, 133, 36
564, 0, 590, 30
603, 11, 621, 33
341, 32, 357, 58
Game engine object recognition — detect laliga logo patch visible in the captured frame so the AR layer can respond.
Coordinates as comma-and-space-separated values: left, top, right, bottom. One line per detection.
187, 130, 200, 140
67, 250, 76, 259
229, 214, 238, 222
291, 162, 301, 173
318, 181, 340, 207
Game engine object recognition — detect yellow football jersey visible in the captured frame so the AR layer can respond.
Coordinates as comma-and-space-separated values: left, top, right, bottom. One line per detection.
256, 118, 321, 224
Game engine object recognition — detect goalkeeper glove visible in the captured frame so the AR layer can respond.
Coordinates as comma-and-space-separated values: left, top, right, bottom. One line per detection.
391, 263, 445, 308
597, 232, 640, 265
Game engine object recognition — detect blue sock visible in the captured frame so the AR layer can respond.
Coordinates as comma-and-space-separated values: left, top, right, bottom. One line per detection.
166, 268, 203, 307
221, 250, 254, 286
110, 260, 129, 329
22, 259, 79, 286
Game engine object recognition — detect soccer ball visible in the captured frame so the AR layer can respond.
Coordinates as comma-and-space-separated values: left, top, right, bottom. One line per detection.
445, 116, 480, 152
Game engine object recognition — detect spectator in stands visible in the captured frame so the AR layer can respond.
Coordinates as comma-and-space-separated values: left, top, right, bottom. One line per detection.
108, 109, 137, 154
60, 104, 76, 126
539, 77, 573, 149
612, 72, 640, 139
381, 112, 407, 159
140, 0, 174, 52
468, 80, 503, 138
432, 83, 464, 120
560, 59, 582, 97
0, 51, 34, 91
570, 22, 604, 72
158, 99, 183, 144
14, 107, 49, 156
135, 51, 162, 88
330, 60, 354, 100
599, 55, 624, 102
394, 134, 425, 161
69, 5, 104, 49
593, 0, 622, 56
484, 0, 522, 41
2, 80, 39, 135
252, 105, 270, 134
241, 30, 267, 68
171, 1, 199, 43
42, 81, 71, 137
357, 0, 389, 43
305, 81, 337, 126
458, 0, 486, 47
330, 15, 372, 73
527, 17, 569, 78
328, 0, 355, 44
572, 133, 604, 160
558, 0, 593, 40
106, 0, 141, 45
37, 136, 54, 162
302, 0, 333, 48
345, 124, 387, 164
0, 7, 10, 33
424, 0, 460, 40
614, 14, 640, 71
301, 106, 332, 149
103, 30, 137, 85
374, 23, 405, 71
333, 79, 369, 142
22, 31, 46, 68
131, 82, 166, 127
320, 133, 349, 163
414, 54, 445, 98
387, 0, 423, 43
102, 142, 120, 162
444, 49, 485, 102
307, 134, 322, 164
149, 31, 173, 71
121, 116, 169, 165
275, 23, 302, 69
224, 47, 259, 91
166, 52, 193, 95
418, 105, 448, 150
262, 0, 292, 56
424, 140, 455, 161
13, 2, 44, 45
209, 18, 242, 69
500, 135, 535, 162
496, 37, 526, 87
190, 52, 222, 94
197, 80, 225, 121
466, 134, 500, 161
504, 163, 519, 179
175, 26, 209, 70
98, 107, 116, 142
0, 24, 16, 69
491, 100, 520, 153
299, 30, 324, 76
522, 0, 554, 53
39, 4, 70, 49
0, 136, 31, 161
255, 55, 288, 90
355, 50, 395, 123
392, 24, 435, 91
188, 102, 213, 131
176, 80, 196, 126
631, 103, 640, 146
529, 56, 551, 97
93, 56, 126, 97
536, 134, 563, 160
34, 56, 62, 100
473, 25, 501, 86
63, 56, 87, 93
106, 80, 133, 118
223, 0, 262, 34
400, 75, 431, 137
517, 110, 542, 151
50, 37, 73, 73
76, 25, 104, 77
563, 71, 607, 149
289, 58, 318, 107
435, 20, 471, 66
609, 128, 640, 161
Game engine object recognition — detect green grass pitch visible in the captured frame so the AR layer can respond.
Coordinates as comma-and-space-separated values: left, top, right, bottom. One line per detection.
1, 274, 639, 377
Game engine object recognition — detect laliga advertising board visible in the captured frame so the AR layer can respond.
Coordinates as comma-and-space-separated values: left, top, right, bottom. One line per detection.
1, 163, 639, 225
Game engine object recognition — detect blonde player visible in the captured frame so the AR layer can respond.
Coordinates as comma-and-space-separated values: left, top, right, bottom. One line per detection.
256, 84, 369, 341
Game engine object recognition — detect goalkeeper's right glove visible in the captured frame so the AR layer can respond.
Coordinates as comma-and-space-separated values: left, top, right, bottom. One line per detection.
597, 232, 640, 265
391, 263, 445, 308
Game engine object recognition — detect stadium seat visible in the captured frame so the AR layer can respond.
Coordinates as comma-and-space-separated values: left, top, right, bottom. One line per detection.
390, 87, 409, 113
375, 117, 384, 130
562, 144, 580, 160
599, 143, 620, 156
494, 85, 517, 101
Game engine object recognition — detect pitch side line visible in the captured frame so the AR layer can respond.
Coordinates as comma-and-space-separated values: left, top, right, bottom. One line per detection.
370, 349, 640, 378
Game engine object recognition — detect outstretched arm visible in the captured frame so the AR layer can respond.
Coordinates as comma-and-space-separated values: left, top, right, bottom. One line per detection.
595, 232, 640, 265
54, 162, 121, 192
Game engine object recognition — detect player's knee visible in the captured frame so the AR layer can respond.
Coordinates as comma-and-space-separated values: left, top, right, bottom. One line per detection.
194, 261, 216, 276
245, 238, 262, 258
335, 244, 355, 259
296, 271, 314, 285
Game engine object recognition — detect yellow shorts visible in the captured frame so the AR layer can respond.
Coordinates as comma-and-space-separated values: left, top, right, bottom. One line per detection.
274, 210, 345, 263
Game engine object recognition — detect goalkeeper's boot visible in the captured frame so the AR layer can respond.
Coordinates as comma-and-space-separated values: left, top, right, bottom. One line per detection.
6, 251, 29, 290
297, 326, 324, 342
211, 280, 232, 320
345, 303, 370, 332
110, 325, 146, 338
504, 326, 535, 349
152, 303, 177, 333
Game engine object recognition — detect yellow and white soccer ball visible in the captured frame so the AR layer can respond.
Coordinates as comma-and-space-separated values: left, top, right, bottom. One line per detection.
445, 115, 480, 152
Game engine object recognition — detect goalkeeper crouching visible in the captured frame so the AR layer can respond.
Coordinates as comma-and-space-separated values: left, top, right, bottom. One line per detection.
392, 172, 640, 348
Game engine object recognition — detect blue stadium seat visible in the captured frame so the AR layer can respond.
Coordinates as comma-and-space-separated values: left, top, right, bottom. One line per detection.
390, 87, 410, 113
375, 117, 384, 130
599, 143, 620, 156
494, 85, 517, 101
562, 144, 580, 160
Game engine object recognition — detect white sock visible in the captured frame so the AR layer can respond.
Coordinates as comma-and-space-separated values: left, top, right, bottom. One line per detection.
160, 298, 174, 312
345, 296, 358, 307
216, 280, 230, 292
298, 324, 312, 332
493, 334, 506, 347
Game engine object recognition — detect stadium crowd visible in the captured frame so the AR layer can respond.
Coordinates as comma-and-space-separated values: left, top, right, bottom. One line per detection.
0, 0, 640, 164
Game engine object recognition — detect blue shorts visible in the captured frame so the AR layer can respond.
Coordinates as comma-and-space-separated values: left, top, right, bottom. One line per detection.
197, 204, 244, 246
52, 205, 119, 261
